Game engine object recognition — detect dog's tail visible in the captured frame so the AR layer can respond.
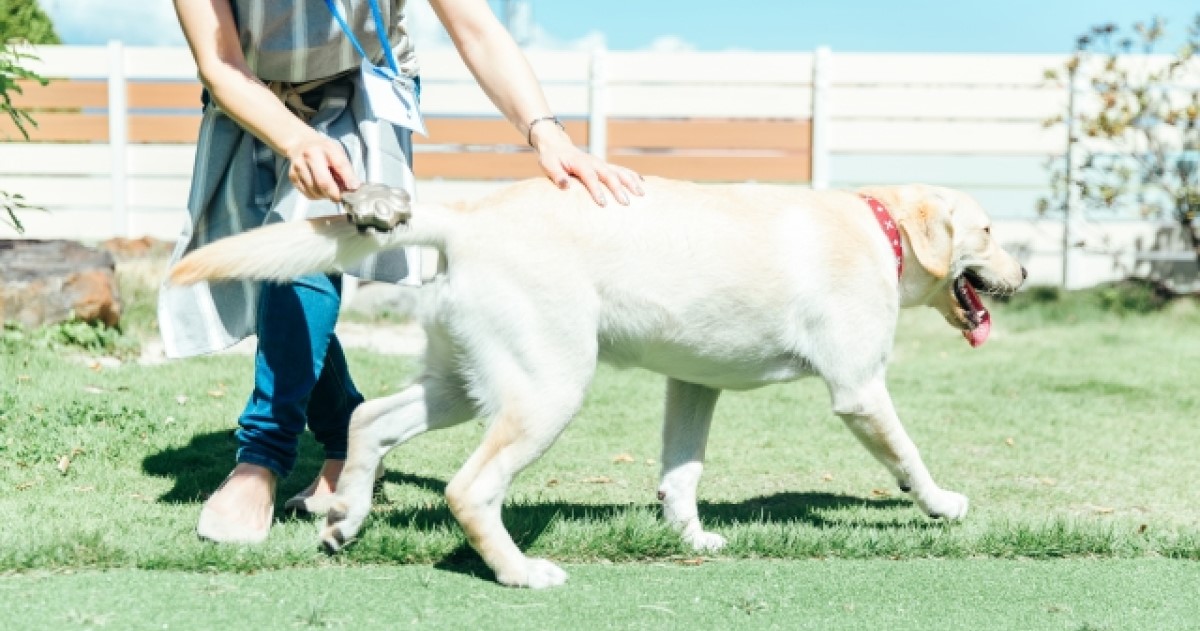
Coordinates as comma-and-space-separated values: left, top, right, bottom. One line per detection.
168, 208, 450, 286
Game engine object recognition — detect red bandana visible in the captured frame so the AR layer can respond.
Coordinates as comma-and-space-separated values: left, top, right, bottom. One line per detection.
859, 194, 903, 279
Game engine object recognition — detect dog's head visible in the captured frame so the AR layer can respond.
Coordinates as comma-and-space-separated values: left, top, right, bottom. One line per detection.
859, 184, 1026, 347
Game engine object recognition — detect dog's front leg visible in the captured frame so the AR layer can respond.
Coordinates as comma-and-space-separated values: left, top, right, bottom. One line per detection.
658, 378, 726, 552
322, 376, 475, 552
831, 378, 969, 520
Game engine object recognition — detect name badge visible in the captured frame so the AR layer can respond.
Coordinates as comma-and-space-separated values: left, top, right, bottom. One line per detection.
359, 59, 427, 136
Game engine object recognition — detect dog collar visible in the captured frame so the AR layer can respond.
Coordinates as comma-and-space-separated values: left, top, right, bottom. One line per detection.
859, 194, 903, 279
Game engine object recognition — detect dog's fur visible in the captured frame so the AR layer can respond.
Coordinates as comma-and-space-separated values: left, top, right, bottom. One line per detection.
170, 177, 1026, 588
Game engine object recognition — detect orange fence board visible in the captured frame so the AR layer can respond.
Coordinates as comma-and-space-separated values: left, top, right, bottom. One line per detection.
130, 116, 202, 143
417, 118, 588, 146
0, 112, 108, 142
9, 80, 105, 109
413, 151, 544, 180
417, 118, 811, 152
129, 83, 204, 110
11, 80, 203, 110
609, 119, 811, 151
0, 113, 201, 143
612, 153, 810, 182
4, 77, 813, 182
413, 150, 810, 182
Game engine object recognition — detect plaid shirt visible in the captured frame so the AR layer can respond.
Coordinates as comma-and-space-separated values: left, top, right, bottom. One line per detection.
158, 1, 423, 358
237, 0, 418, 82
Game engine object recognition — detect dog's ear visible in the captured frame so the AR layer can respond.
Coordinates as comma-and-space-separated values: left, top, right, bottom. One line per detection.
897, 191, 954, 280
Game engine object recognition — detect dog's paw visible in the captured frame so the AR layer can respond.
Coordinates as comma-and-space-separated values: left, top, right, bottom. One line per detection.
685, 530, 727, 553
918, 489, 969, 521
319, 501, 359, 554
498, 558, 568, 589
319, 523, 351, 555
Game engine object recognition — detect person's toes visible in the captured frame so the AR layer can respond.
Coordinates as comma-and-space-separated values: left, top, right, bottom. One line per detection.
197, 499, 272, 544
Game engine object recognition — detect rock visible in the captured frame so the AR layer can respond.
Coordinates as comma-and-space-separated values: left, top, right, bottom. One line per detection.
0, 239, 121, 328
98, 236, 174, 262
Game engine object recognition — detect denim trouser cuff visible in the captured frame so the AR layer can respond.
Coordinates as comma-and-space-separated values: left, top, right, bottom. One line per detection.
236, 449, 288, 480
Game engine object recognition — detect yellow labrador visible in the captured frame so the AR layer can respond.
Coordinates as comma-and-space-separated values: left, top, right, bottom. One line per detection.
170, 177, 1026, 588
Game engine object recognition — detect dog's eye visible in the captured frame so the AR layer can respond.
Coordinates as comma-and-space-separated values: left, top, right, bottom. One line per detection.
983, 226, 991, 235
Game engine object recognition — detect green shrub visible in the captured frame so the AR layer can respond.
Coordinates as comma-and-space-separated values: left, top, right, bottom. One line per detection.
2, 319, 138, 357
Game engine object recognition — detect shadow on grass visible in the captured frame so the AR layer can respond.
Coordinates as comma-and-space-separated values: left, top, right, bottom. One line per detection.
141, 429, 330, 505
142, 431, 921, 581
394, 494, 916, 538
376, 470, 913, 530
371, 472, 920, 580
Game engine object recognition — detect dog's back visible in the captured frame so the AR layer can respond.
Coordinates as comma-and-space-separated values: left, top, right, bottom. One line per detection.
424, 178, 900, 391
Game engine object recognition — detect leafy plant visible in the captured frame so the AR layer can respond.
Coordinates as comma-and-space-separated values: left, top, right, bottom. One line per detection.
0, 43, 45, 141
1, 43, 48, 233
0, 0, 62, 45
1042, 15, 1200, 261
2, 319, 137, 357
0, 190, 37, 232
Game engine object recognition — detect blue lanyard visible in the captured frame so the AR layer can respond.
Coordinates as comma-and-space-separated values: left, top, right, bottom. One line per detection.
324, 0, 400, 78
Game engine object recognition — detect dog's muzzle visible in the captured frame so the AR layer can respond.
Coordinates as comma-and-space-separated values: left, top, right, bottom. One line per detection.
342, 183, 412, 233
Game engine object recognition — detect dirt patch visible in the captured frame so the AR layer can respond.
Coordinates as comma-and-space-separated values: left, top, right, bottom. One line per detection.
136, 321, 426, 366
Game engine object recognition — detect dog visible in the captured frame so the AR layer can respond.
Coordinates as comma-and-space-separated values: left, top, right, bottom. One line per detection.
170, 176, 1027, 588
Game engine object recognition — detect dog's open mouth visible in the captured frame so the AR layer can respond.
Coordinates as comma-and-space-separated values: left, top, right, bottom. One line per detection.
954, 270, 991, 348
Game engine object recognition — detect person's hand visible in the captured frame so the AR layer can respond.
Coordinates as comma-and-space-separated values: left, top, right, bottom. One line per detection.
285, 132, 361, 202
531, 124, 643, 207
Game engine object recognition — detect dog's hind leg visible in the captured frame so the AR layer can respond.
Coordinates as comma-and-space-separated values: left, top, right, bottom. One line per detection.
829, 376, 969, 520
443, 352, 595, 589
658, 378, 725, 552
321, 369, 476, 552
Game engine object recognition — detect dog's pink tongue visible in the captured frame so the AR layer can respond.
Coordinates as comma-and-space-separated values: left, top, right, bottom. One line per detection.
964, 314, 991, 347
960, 282, 991, 348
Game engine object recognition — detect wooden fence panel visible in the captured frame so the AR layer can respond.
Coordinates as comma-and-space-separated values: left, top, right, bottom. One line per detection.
415, 118, 587, 146
4, 46, 1101, 224
3, 79, 202, 143
8, 80, 106, 108
412, 118, 811, 182
607, 119, 811, 151
128, 82, 204, 109
6, 76, 810, 184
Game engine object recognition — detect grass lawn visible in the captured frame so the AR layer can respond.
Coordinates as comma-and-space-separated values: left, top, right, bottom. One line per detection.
3, 560, 1197, 630
1, 276, 1198, 628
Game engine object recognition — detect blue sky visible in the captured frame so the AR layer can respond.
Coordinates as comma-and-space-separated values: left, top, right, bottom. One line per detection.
39, 0, 1200, 53
534, 0, 1198, 52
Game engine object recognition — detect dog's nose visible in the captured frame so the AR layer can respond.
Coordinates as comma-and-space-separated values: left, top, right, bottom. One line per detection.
1021, 266, 1028, 281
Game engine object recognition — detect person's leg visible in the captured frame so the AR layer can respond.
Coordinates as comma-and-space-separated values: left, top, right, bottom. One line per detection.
197, 274, 345, 543
283, 320, 370, 513
306, 317, 362, 462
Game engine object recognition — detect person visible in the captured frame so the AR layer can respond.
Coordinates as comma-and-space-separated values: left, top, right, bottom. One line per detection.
161, 0, 643, 544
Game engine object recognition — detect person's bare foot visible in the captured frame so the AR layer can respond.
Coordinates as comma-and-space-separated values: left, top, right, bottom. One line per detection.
284, 459, 385, 515
196, 463, 277, 544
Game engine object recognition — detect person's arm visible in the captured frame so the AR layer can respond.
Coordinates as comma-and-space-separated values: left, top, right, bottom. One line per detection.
172, 0, 360, 201
428, 0, 643, 206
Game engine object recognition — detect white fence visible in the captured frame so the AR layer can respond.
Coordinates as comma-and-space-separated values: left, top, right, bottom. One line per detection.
0, 44, 1193, 289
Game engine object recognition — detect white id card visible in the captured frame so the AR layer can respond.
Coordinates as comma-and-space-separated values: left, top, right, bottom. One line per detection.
359, 59, 427, 136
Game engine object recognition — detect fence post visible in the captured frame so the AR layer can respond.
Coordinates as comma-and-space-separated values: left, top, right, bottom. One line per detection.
1062, 63, 1085, 289
810, 46, 831, 190
588, 47, 608, 159
107, 40, 129, 238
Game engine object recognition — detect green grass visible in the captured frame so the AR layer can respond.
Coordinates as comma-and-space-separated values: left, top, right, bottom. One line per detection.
2, 559, 1197, 630
1, 280, 1199, 626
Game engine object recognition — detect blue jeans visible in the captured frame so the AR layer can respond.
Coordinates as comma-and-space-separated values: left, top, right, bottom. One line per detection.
235, 274, 364, 478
